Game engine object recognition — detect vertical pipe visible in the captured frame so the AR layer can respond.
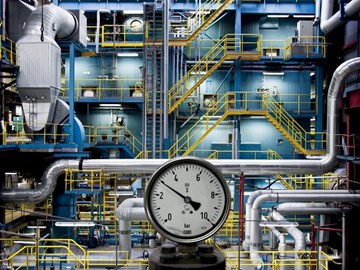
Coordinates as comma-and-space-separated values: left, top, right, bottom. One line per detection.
234, 0, 242, 109
315, 65, 324, 150
69, 43, 75, 142
342, 211, 346, 270
151, 48, 156, 158
239, 173, 245, 243
163, 0, 170, 152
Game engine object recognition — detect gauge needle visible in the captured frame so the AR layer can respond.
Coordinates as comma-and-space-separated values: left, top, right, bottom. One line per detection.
160, 180, 201, 211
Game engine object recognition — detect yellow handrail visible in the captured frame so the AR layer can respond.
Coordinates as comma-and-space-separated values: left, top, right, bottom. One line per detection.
262, 94, 326, 154
0, 34, 16, 65
61, 78, 142, 100
1, 121, 70, 145
167, 34, 261, 113
94, 126, 142, 157
284, 35, 327, 60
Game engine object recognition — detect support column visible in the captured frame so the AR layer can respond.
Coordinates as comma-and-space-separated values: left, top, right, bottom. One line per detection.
234, 0, 242, 109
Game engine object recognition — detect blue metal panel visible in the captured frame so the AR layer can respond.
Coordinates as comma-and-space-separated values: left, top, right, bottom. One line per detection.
58, 2, 314, 16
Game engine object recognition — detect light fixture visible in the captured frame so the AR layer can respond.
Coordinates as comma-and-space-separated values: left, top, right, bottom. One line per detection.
263, 72, 284, 76
99, 104, 122, 107
267, 15, 289, 18
14, 240, 36, 245
55, 222, 96, 227
27, 226, 47, 229
259, 221, 299, 227
310, 72, 315, 76
188, 10, 211, 15
109, 191, 135, 196
117, 52, 139, 57
190, 71, 207, 75
122, 10, 143, 15
293, 15, 315, 18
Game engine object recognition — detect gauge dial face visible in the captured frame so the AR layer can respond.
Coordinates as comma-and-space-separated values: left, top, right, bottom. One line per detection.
144, 157, 231, 244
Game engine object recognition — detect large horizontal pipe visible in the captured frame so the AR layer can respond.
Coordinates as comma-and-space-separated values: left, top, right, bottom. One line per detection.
1, 56, 360, 203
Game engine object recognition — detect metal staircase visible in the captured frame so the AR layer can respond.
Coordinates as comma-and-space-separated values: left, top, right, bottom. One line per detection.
168, 92, 325, 159
169, 0, 235, 46
262, 94, 325, 155
168, 34, 261, 113
168, 93, 236, 158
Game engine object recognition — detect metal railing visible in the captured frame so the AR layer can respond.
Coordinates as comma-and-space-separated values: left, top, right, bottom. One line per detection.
284, 35, 327, 60
166, 91, 322, 158
90, 125, 142, 157
101, 24, 144, 47
0, 122, 69, 145
61, 78, 143, 100
262, 93, 326, 155
167, 34, 262, 113
0, 34, 16, 65
65, 169, 104, 193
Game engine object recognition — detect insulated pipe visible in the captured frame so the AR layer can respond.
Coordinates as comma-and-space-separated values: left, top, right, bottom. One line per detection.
95, 10, 111, 53
320, 0, 360, 34
249, 191, 360, 256
267, 225, 287, 270
0, 159, 78, 203
2, 57, 360, 202
18, 4, 77, 43
243, 190, 349, 251
115, 198, 146, 259
272, 202, 341, 215
270, 211, 307, 270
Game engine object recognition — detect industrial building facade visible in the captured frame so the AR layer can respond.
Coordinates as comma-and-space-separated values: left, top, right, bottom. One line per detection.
0, 0, 359, 269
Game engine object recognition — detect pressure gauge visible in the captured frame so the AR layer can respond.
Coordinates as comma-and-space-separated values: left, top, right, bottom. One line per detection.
144, 157, 231, 244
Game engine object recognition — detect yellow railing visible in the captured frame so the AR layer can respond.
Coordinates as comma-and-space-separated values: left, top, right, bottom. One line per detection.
167, 91, 320, 158
0, 34, 16, 65
0, 238, 87, 270
101, 24, 144, 47
168, 92, 235, 158
167, 34, 262, 113
61, 78, 142, 100
284, 35, 327, 59
262, 94, 326, 155
91, 126, 142, 157
1, 122, 69, 145
220, 248, 333, 270
65, 169, 104, 193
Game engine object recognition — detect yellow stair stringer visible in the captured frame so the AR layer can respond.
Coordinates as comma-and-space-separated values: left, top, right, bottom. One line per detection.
274, 174, 294, 190
173, 110, 266, 158
169, 55, 227, 113
102, 190, 118, 235
264, 112, 307, 155
182, 112, 230, 157
169, 0, 235, 46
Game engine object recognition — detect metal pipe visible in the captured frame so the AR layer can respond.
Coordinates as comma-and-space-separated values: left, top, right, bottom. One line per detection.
270, 211, 306, 270
244, 190, 349, 251
249, 191, 360, 256
271, 202, 341, 215
115, 198, 146, 259
320, 0, 360, 34
0, 159, 78, 202
2, 56, 360, 203
95, 10, 111, 53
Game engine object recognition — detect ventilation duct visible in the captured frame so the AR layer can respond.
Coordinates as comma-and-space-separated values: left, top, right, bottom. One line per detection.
16, 4, 78, 131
